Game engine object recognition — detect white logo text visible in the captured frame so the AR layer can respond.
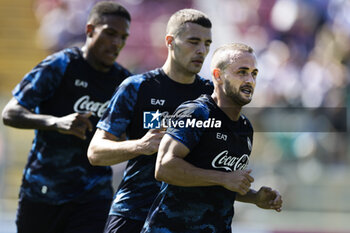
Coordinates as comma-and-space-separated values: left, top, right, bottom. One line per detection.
75, 79, 88, 88
211, 150, 249, 171
151, 98, 165, 106
73, 95, 109, 117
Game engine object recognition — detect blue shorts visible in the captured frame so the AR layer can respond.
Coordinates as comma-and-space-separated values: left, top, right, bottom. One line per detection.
16, 197, 112, 233
103, 215, 144, 233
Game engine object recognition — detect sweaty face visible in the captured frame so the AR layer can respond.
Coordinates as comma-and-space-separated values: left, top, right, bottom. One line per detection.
88, 15, 129, 69
171, 23, 212, 75
222, 52, 258, 106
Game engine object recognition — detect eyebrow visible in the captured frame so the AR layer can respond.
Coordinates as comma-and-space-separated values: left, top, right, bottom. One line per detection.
105, 27, 129, 36
238, 67, 259, 72
187, 37, 212, 43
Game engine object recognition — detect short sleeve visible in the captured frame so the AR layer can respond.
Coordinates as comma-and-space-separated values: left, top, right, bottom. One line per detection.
12, 50, 70, 110
166, 101, 209, 151
97, 75, 144, 138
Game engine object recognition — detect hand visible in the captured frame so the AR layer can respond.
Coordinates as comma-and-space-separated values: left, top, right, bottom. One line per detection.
222, 169, 254, 195
139, 128, 165, 155
55, 112, 93, 140
255, 186, 283, 212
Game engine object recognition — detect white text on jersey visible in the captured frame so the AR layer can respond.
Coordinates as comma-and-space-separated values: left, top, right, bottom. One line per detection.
75, 79, 88, 88
151, 98, 165, 106
216, 133, 227, 141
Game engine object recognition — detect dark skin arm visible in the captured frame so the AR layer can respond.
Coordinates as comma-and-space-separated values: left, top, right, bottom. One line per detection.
2, 97, 93, 140
236, 186, 283, 212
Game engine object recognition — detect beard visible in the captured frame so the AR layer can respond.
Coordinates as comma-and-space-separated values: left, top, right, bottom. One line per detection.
224, 80, 253, 106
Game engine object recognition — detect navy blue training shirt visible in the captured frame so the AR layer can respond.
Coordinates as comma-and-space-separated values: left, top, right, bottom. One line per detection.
142, 95, 253, 233
13, 47, 131, 204
97, 68, 213, 221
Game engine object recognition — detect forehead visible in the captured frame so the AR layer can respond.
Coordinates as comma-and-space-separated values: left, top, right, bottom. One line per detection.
226, 52, 257, 70
176, 22, 211, 40
96, 15, 130, 31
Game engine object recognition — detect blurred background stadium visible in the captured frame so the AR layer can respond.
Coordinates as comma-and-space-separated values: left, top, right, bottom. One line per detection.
0, 0, 349, 232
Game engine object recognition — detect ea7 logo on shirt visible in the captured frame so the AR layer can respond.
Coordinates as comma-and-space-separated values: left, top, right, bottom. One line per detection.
216, 133, 227, 141
211, 150, 249, 171
151, 98, 165, 106
75, 79, 88, 88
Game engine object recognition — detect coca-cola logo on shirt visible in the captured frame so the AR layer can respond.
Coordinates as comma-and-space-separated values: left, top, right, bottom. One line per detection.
73, 95, 109, 118
211, 150, 249, 171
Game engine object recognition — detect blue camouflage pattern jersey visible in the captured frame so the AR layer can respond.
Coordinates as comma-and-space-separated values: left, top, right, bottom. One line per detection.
142, 95, 253, 233
97, 68, 213, 221
13, 47, 131, 205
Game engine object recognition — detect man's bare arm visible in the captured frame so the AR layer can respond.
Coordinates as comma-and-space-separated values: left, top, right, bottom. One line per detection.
2, 97, 92, 140
155, 134, 254, 195
87, 128, 165, 166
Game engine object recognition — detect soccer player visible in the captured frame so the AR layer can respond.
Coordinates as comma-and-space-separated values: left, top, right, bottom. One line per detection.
1, 2, 131, 233
141, 43, 283, 233
87, 9, 213, 233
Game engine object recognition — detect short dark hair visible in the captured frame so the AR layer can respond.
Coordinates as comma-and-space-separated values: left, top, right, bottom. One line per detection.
211, 43, 255, 71
88, 1, 131, 25
166, 9, 212, 36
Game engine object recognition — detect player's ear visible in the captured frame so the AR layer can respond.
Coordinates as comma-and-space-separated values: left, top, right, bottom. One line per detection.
165, 35, 174, 49
212, 68, 222, 83
86, 24, 94, 37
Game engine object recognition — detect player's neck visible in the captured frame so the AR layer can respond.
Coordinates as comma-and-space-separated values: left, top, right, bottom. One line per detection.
162, 59, 196, 84
211, 93, 242, 121
81, 45, 111, 73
